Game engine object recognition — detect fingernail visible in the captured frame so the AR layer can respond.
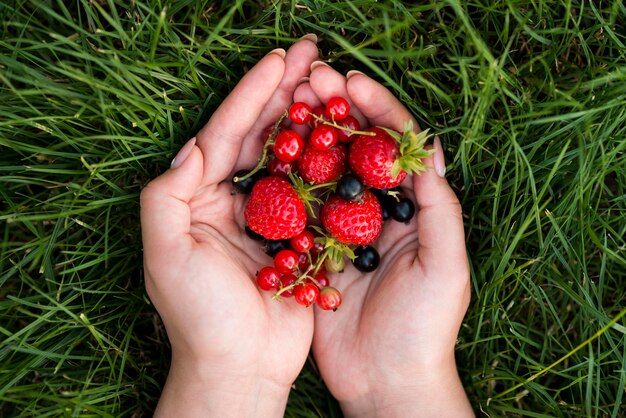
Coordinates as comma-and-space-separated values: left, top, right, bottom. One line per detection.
296, 76, 310, 86
171, 137, 196, 169
346, 70, 364, 79
267, 48, 286, 59
299, 33, 318, 43
433, 136, 446, 178
310, 60, 329, 71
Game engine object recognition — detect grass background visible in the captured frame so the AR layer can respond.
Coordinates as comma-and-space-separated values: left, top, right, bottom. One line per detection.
1, 0, 625, 416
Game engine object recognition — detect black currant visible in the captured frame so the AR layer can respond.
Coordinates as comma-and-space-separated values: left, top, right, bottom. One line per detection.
264, 239, 290, 257
232, 169, 265, 194
245, 226, 264, 241
391, 197, 416, 223
337, 173, 364, 201
352, 245, 380, 273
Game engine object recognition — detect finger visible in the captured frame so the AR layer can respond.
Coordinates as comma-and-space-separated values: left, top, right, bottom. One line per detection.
293, 80, 322, 108
345, 71, 420, 133
308, 62, 367, 126
413, 137, 469, 284
140, 139, 204, 272
234, 37, 320, 171
195, 49, 286, 186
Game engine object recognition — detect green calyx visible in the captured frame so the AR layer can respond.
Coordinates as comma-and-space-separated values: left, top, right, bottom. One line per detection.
289, 172, 334, 219
382, 121, 435, 180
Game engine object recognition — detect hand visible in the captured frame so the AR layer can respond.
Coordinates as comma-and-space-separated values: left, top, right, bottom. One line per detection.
297, 64, 474, 417
140, 37, 319, 417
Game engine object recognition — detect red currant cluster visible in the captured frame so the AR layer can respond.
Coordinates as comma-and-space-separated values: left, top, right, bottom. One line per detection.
233, 97, 433, 310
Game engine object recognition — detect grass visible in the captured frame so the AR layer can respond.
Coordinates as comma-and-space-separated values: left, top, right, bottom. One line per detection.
1, 0, 625, 416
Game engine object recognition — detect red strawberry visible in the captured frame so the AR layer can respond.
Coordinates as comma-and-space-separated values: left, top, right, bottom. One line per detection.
245, 176, 307, 240
348, 124, 432, 189
297, 145, 347, 184
320, 190, 382, 245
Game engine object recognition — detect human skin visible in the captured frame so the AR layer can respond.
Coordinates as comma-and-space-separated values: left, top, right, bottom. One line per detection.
295, 63, 475, 417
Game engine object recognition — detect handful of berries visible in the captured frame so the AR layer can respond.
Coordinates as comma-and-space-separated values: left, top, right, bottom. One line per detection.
233, 97, 433, 311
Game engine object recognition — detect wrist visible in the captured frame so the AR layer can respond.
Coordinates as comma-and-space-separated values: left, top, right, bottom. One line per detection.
340, 360, 474, 418
155, 352, 291, 417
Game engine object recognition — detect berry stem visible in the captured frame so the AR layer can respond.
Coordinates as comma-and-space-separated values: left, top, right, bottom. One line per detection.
309, 113, 375, 136
233, 112, 288, 183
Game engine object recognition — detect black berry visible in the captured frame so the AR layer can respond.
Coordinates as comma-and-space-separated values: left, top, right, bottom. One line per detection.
232, 169, 265, 194
337, 173, 364, 201
391, 197, 415, 223
353, 245, 380, 272
245, 226, 264, 241
264, 239, 290, 257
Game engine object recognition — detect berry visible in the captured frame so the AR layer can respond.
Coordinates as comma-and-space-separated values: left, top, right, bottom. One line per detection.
325, 256, 345, 273
267, 158, 292, 179
274, 130, 304, 162
279, 274, 297, 297
264, 239, 290, 257
348, 126, 431, 189
245, 176, 307, 240
288, 102, 312, 125
317, 287, 342, 311
337, 173, 364, 201
337, 115, 360, 143
293, 282, 320, 307
274, 249, 299, 274
313, 272, 330, 288
310, 124, 338, 151
325, 97, 350, 121
290, 229, 315, 253
391, 197, 416, 223
309, 105, 329, 128
297, 252, 310, 271
257, 266, 281, 291
353, 245, 380, 272
320, 190, 382, 245
298, 145, 346, 184
232, 169, 264, 194
245, 226, 264, 241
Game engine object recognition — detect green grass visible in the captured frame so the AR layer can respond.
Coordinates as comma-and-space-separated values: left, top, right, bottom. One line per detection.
1, 0, 625, 416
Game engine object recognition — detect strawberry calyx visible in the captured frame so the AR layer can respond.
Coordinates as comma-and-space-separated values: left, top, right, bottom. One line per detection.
382, 121, 435, 180
289, 172, 337, 218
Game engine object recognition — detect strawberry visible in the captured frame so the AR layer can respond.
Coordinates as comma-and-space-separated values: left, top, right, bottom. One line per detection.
297, 144, 347, 184
348, 122, 433, 189
245, 176, 307, 240
320, 190, 382, 245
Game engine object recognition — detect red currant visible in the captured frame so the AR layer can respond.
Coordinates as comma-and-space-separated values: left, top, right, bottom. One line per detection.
313, 272, 330, 288
289, 229, 315, 253
274, 249, 299, 274
274, 130, 304, 162
317, 286, 342, 311
310, 125, 338, 151
337, 115, 360, 143
325, 97, 350, 121
297, 252, 310, 271
279, 274, 297, 297
288, 102, 312, 125
267, 158, 292, 179
293, 282, 320, 307
256, 266, 280, 291
309, 105, 329, 128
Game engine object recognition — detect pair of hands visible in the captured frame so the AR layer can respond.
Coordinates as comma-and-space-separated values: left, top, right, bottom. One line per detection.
140, 36, 473, 417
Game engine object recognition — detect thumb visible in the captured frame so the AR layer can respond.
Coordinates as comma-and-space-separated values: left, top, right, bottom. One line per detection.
140, 138, 203, 272
413, 137, 468, 282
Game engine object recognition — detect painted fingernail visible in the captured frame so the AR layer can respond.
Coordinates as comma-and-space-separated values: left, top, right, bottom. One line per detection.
296, 76, 310, 86
171, 137, 196, 169
433, 136, 446, 178
267, 48, 286, 59
299, 33, 318, 43
310, 60, 329, 71
346, 70, 364, 79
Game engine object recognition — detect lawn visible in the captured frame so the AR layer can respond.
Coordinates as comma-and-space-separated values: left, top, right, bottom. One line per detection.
1, 0, 625, 416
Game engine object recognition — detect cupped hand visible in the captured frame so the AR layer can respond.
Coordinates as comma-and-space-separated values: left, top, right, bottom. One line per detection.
298, 65, 474, 417
140, 38, 318, 417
